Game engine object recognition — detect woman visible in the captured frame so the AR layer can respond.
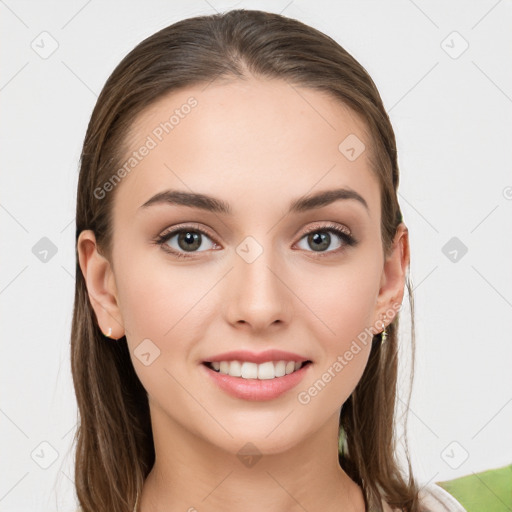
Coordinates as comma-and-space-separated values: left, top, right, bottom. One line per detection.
71, 9, 466, 512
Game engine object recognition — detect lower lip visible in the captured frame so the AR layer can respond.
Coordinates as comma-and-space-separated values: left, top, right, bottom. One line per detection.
200, 362, 312, 401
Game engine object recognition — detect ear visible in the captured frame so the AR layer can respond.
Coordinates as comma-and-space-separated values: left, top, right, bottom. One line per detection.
373, 223, 410, 327
77, 230, 125, 340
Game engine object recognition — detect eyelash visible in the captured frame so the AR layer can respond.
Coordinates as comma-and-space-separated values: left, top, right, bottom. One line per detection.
152, 222, 357, 260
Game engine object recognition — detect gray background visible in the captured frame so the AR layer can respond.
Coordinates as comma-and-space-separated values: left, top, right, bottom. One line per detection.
1, 0, 511, 510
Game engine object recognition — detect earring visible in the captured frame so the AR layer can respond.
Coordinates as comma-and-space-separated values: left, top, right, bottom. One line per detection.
381, 325, 388, 343
104, 327, 113, 339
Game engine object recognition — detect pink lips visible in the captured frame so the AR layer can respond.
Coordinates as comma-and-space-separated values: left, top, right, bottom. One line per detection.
203, 349, 311, 364
200, 360, 312, 401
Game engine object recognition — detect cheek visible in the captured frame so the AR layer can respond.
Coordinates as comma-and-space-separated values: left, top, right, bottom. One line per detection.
291, 257, 381, 396
295, 276, 377, 412
115, 245, 211, 339
295, 259, 381, 339
114, 256, 214, 399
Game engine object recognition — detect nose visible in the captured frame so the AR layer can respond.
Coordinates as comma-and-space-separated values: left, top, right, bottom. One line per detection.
224, 246, 293, 332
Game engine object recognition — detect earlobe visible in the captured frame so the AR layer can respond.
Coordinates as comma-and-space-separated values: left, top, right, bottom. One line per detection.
375, 223, 410, 323
77, 230, 125, 340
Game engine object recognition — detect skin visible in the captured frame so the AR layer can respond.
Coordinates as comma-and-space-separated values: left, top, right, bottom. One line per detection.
78, 76, 409, 512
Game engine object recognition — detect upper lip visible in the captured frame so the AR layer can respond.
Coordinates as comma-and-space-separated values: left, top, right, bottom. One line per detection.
203, 349, 311, 364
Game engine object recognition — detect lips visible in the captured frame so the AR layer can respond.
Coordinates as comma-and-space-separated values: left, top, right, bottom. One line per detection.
200, 358, 312, 401
202, 349, 311, 364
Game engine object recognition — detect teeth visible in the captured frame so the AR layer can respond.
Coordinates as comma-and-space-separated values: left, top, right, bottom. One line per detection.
209, 360, 306, 379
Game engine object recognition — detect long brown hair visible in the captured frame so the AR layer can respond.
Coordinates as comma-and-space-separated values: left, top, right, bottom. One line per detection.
71, 8, 419, 511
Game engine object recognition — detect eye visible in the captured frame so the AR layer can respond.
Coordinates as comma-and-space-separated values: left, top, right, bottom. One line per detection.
153, 224, 218, 259
152, 222, 357, 260
295, 223, 357, 256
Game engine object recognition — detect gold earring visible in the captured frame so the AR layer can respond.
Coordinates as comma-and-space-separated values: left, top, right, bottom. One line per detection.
381, 325, 388, 343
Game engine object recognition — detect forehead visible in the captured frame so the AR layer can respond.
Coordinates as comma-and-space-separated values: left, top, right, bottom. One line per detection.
112, 77, 380, 222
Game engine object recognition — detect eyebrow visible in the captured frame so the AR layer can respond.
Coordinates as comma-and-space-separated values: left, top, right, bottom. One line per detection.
138, 187, 369, 215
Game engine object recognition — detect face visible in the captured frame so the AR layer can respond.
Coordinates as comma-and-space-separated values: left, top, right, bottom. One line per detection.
80, 77, 407, 456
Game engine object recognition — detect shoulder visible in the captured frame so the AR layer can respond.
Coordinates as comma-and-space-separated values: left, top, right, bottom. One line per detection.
417, 482, 467, 511
73, 485, 467, 512
381, 482, 467, 512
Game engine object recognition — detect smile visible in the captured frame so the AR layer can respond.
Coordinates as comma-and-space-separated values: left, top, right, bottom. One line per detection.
203, 360, 312, 379
201, 360, 313, 401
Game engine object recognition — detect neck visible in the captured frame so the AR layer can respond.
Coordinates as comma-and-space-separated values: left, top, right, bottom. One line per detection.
138, 404, 365, 512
